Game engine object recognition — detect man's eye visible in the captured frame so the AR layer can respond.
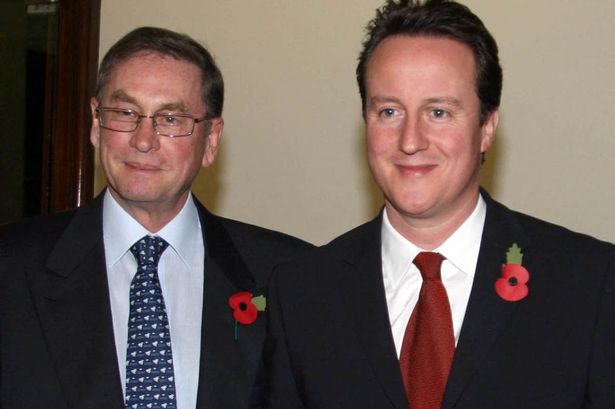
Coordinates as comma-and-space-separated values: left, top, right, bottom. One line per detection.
162, 115, 180, 125
110, 109, 138, 120
379, 108, 397, 118
432, 109, 448, 118
114, 110, 135, 118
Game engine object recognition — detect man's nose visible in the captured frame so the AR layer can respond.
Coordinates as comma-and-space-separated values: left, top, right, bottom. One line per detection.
129, 116, 161, 152
399, 116, 428, 154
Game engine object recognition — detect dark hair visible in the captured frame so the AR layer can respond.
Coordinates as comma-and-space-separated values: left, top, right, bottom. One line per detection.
96, 26, 224, 117
356, 0, 502, 124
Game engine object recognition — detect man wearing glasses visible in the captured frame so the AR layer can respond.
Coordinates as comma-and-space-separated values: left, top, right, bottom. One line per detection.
0, 27, 311, 409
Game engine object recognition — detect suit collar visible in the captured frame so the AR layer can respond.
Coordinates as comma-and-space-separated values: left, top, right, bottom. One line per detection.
34, 196, 124, 408
196, 199, 256, 290
193, 199, 264, 409
442, 190, 531, 409
335, 215, 409, 409
46, 195, 104, 278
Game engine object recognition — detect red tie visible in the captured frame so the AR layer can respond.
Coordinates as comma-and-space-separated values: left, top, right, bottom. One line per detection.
399, 252, 455, 409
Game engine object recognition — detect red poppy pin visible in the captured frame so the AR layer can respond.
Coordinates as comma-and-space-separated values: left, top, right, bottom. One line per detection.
228, 292, 266, 340
495, 243, 530, 302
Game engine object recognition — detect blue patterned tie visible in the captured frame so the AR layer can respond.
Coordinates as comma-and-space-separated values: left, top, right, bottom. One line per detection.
125, 236, 177, 409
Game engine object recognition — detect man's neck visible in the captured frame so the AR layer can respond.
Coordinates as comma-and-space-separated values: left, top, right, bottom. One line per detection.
385, 193, 480, 250
108, 190, 191, 233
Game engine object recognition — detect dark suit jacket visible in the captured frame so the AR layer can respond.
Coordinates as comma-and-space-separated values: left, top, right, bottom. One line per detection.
0, 195, 313, 409
266, 192, 615, 408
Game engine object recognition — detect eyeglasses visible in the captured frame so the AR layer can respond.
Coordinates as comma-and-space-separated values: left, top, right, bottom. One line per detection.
95, 107, 212, 137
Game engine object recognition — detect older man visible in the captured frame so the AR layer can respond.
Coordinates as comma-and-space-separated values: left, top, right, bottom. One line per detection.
265, 1, 615, 408
0, 27, 312, 409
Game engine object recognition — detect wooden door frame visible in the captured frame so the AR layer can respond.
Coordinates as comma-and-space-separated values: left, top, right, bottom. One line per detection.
44, 0, 100, 213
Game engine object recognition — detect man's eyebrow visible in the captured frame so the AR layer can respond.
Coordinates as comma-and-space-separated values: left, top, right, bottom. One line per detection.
108, 90, 138, 105
367, 95, 403, 106
108, 91, 188, 113
368, 96, 464, 106
156, 102, 188, 113
424, 97, 463, 107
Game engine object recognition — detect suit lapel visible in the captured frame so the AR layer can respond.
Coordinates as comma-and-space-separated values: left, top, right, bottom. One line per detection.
29, 198, 124, 409
195, 203, 264, 409
336, 217, 409, 409
442, 193, 530, 409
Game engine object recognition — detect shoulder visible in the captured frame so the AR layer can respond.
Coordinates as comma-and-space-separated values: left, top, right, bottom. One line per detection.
217, 215, 313, 253
515, 210, 615, 276
489, 197, 614, 255
0, 209, 77, 260
206, 213, 315, 282
1, 194, 103, 250
324, 216, 382, 254
518, 211, 611, 248
193, 198, 313, 257
0, 208, 83, 293
272, 216, 381, 286
484, 196, 615, 293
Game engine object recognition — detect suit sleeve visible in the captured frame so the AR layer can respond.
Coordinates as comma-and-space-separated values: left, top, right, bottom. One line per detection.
264, 266, 307, 409
586, 248, 615, 407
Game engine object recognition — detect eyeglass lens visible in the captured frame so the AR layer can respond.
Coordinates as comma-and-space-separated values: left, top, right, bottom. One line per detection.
99, 109, 197, 136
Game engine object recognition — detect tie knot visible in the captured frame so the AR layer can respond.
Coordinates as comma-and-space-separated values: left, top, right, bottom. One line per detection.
130, 235, 169, 267
413, 251, 445, 281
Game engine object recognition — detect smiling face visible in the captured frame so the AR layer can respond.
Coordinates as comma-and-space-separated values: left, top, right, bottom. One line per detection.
90, 52, 222, 229
364, 35, 498, 242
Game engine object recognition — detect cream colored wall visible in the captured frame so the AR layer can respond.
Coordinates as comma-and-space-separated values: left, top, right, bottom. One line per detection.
98, 1, 615, 245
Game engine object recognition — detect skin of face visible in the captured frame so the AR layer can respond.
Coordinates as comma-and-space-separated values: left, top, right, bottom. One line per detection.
90, 52, 223, 232
364, 35, 498, 248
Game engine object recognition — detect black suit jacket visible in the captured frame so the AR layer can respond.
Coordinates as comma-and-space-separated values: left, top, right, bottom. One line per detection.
266, 192, 615, 408
0, 195, 313, 409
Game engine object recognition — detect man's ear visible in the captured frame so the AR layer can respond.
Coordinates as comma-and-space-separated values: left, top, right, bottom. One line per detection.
202, 118, 224, 168
480, 109, 499, 153
90, 97, 101, 148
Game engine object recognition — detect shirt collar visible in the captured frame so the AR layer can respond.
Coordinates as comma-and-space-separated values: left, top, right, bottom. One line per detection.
157, 195, 201, 267
381, 194, 486, 287
437, 195, 486, 278
102, 191, 201, 267
381, 209, 419, 289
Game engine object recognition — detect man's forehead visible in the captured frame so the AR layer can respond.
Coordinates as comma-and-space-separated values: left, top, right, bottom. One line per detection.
100, 53, 204, 108
371, 34, 474, 60
368, 37, 471, 79
366, 35, 478, 90
123, 50, 182, 64
112, 51, 197, 73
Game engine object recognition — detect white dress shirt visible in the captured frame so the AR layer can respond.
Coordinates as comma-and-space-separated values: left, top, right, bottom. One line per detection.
381, 195, 486, 357
103, 191, 204, 409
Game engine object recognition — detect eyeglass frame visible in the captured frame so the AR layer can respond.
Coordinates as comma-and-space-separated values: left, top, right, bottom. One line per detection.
95, 106, 213, 137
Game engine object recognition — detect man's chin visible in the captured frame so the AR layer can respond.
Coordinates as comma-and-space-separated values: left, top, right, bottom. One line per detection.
386, 199, 435, 221
109, 186, 162, 206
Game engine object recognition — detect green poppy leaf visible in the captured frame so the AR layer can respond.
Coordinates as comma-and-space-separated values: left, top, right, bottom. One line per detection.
506, 243, 523, 265
252, 295, 267, 311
